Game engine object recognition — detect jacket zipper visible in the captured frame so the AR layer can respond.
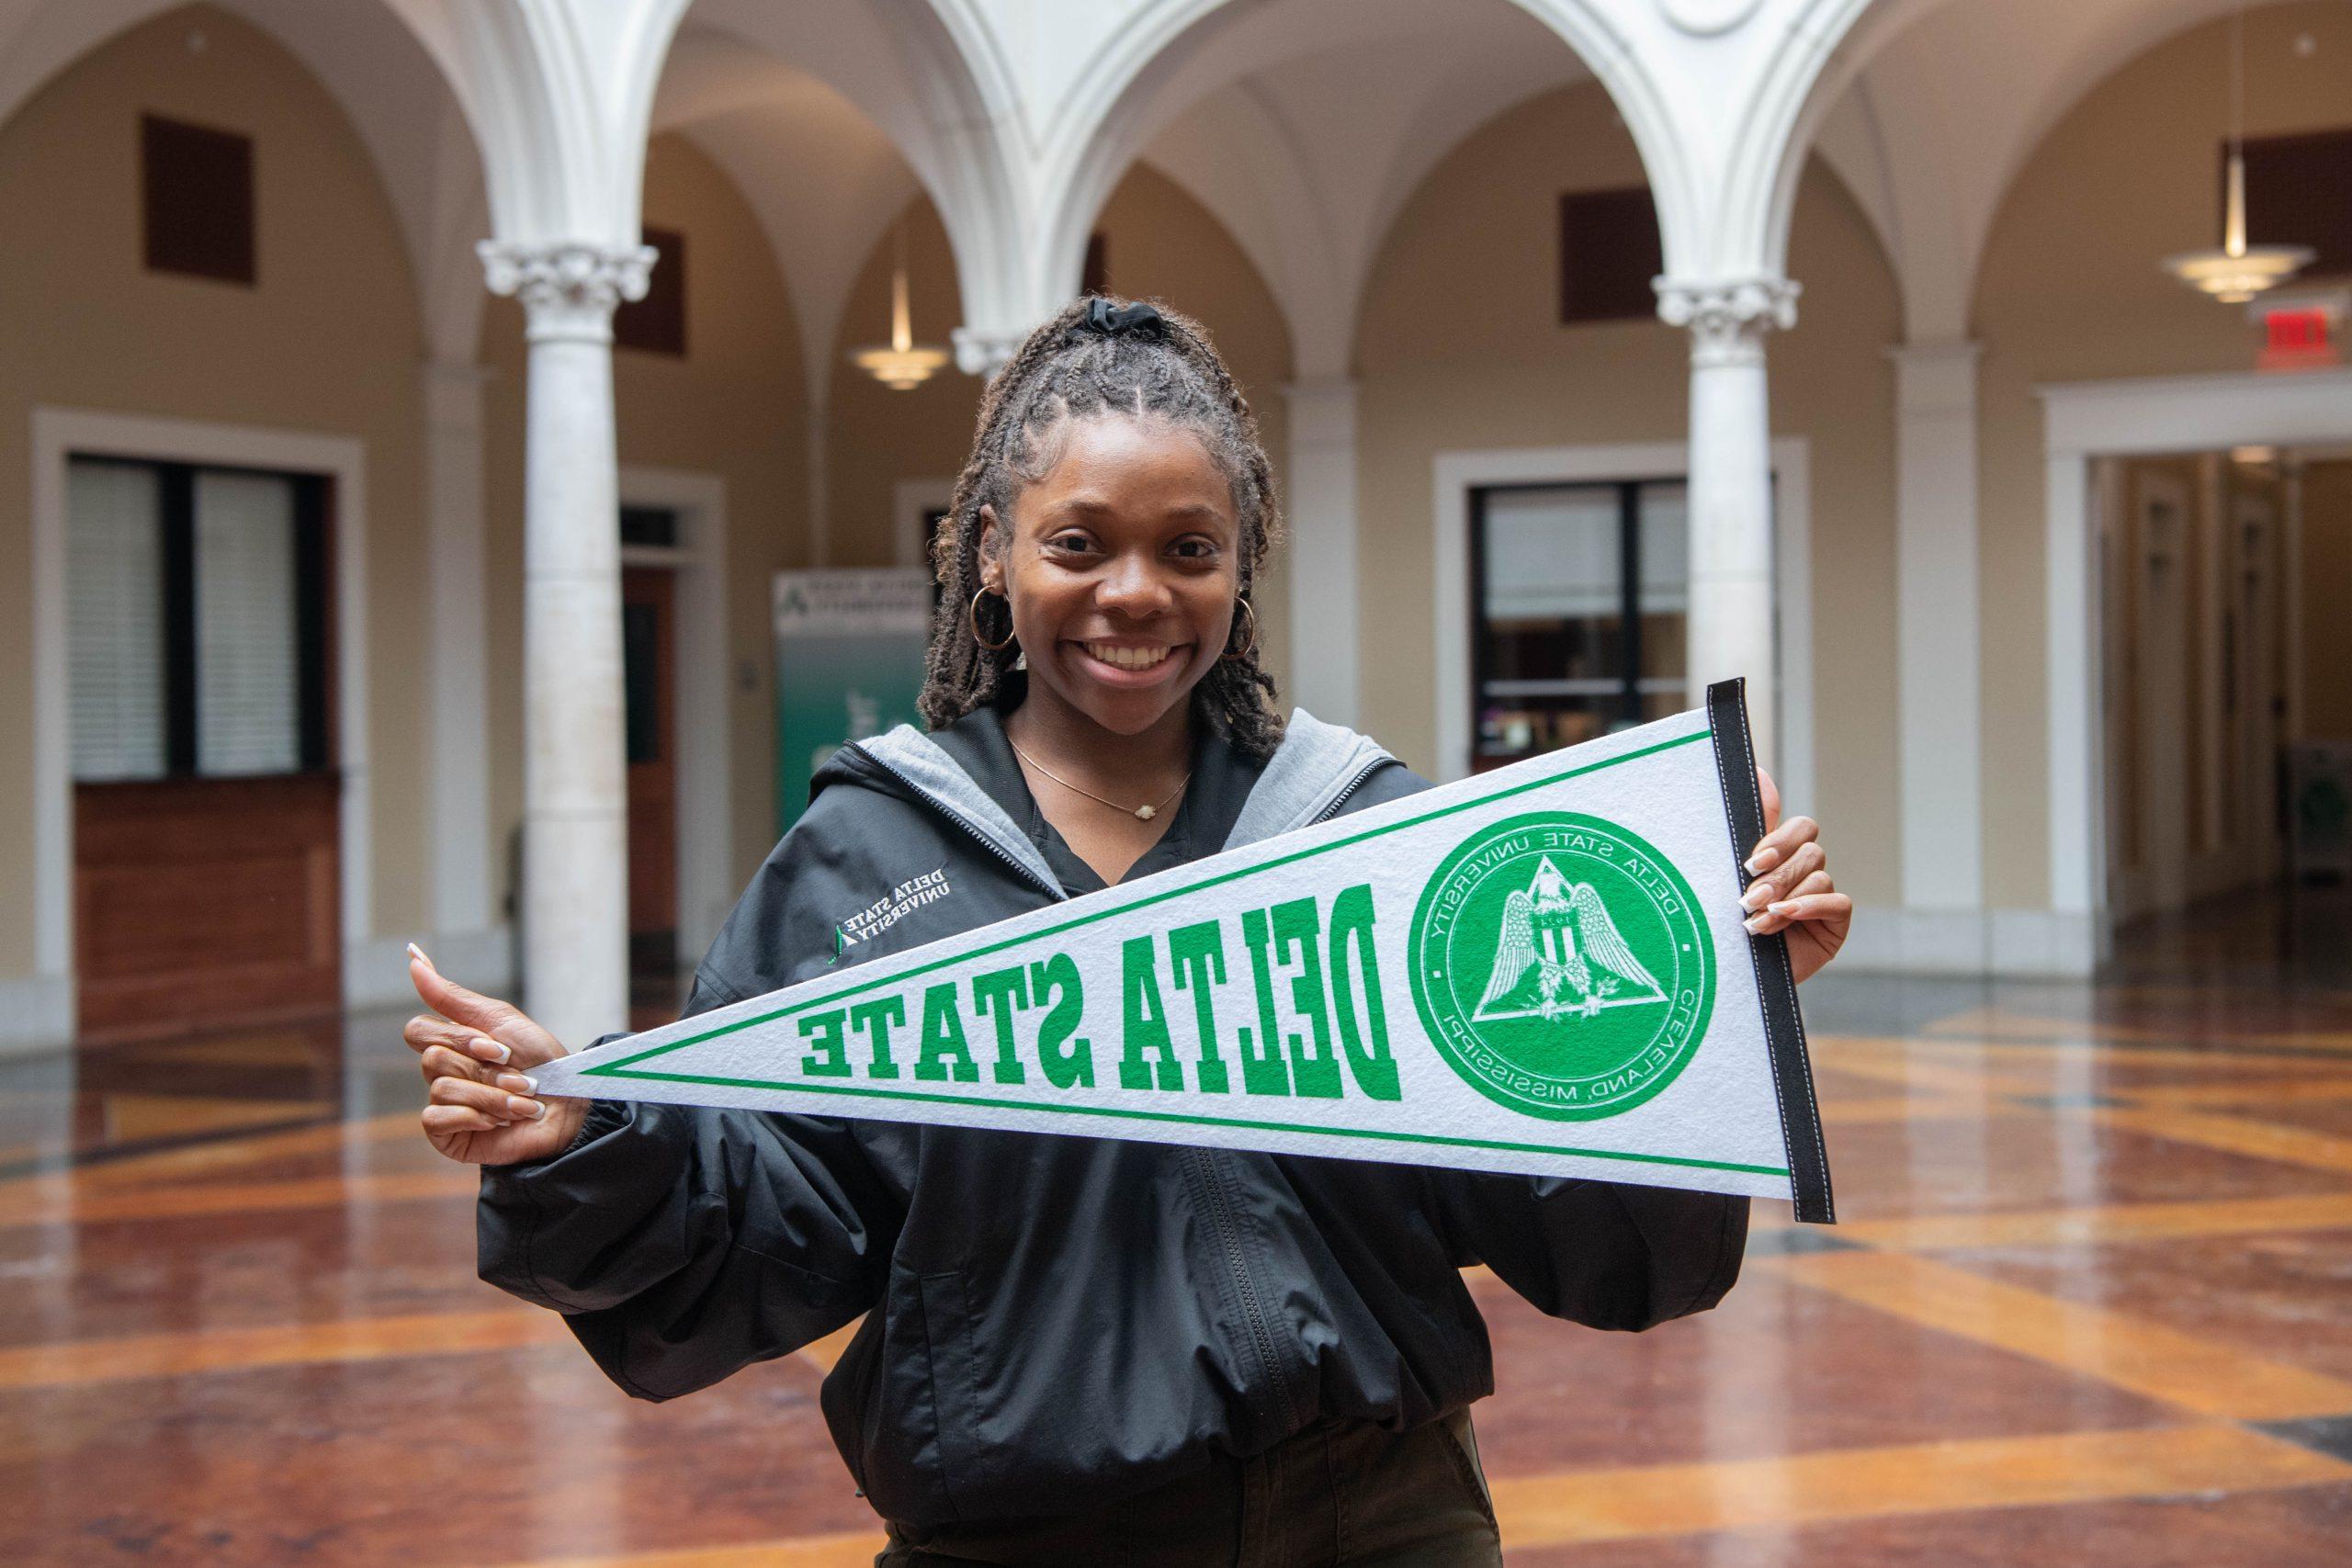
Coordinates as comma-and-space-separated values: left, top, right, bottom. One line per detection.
1310, 756, 1391, 827
847, 744, 1067, 904
1187, 1145, 1299, 1431
857, 738, 1386, 1438
1190, 751, 1389, 1430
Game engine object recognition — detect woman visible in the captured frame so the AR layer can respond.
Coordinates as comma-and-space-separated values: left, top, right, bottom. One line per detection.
407, 297, 1850, 1565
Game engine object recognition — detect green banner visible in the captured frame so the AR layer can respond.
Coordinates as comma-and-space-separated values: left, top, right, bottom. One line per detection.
774, 569, 932, 835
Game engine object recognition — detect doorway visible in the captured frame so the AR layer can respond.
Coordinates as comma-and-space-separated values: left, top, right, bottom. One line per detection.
2098, 448, 2313, 928
622, 562, 678, 1005
64, 457, 340, 1041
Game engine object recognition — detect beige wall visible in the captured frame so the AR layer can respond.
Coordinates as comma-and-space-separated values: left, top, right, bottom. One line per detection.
481, 131, 809, 895
825, 200, 975, 571
1970, 0, 2352, 908
0, 4, 429, 976
1353, 82, 1905, 905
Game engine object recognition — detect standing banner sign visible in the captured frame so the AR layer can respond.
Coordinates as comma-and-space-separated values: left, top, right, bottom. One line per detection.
774, 569, 933, 834
544, 681, 1835, 1221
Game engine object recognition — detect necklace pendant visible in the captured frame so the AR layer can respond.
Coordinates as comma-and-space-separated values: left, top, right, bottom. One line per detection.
1136, 804, 1156, 821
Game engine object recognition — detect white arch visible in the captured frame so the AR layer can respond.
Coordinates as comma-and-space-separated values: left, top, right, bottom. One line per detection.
1135, 8, 1596, 378
648, 0, 1019, 412
971, 0, 1708, 358
1771, 0, 2276, 340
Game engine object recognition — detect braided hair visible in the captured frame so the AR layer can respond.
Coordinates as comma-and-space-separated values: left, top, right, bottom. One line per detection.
919, 296, 1286, 760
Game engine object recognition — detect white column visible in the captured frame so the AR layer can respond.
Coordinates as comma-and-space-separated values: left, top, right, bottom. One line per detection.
423, 361, 500, 975
2043, 450, 2102, 934
1657, 277, 1797, 768
478, 239, 652, 1050
1891, 340, 1984, 923
1281, 378, 1361, 728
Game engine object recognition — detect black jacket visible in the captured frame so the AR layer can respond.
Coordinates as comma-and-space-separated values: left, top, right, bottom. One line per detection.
477, 705, 1747, 1528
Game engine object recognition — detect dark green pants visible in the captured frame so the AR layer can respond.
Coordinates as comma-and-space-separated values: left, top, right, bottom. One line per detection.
876, 1407, 1504, 1567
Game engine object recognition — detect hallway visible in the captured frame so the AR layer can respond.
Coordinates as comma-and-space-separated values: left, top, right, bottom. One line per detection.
5, 890, 2352, 1564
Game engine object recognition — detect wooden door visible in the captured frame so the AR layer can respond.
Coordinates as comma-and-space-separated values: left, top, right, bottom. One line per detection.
623, 567, 677, 976
75, 775, 342, 1041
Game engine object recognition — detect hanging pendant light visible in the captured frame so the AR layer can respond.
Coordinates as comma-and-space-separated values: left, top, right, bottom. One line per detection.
851, 220, 949, 390
2162, 4, 2312, 304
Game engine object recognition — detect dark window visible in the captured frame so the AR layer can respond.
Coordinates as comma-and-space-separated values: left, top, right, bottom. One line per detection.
141, 115, 254, 284
1469, 479, 1690, 768
619, 505, 680, 549
2238, 128, 2352, 276
616, 226, 686, 355
66, 457, 330, 781
1558, 187, 1662, 324
1082, 231, 1111, 297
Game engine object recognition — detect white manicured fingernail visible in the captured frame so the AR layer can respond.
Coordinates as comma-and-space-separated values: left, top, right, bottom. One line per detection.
1769, 901, 1799, 917
1744, 914, 1771, 934
406, 941, 435, 969
1740, 885, 1771, 912
1744, 850, 1777, 875
514, 1099, 544, 1120
470, 1037, 510, 1064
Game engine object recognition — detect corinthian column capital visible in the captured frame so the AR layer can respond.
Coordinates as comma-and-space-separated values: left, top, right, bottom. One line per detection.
478, 240, 658, 344
1654, 276, 1801, 367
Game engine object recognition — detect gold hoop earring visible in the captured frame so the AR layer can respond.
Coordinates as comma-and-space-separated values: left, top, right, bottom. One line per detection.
969, 588, 1016, 653
1222, 597, 1258, 661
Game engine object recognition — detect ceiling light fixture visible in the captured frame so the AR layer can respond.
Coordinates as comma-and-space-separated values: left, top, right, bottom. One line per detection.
851, 220, 949, 391
2162, 4, 2312, 304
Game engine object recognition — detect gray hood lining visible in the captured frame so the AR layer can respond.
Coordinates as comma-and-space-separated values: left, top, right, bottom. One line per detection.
854, 727, 1066, 898
858, 708, 1393, 891
1223, 709, 1395, 851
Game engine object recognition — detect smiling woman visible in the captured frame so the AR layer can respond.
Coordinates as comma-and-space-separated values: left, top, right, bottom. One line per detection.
411, 294, 1846, 1568
923, 297, 1286, 882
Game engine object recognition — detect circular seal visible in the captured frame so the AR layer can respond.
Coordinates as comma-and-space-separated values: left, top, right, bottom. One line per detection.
1408, 812, 1713, 1121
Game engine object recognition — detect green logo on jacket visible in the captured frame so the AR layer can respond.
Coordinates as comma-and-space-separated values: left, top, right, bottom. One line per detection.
1408, 813, 1713, 1120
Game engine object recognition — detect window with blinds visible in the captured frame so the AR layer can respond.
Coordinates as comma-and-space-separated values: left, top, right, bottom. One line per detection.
67, 463, 168, 780
1469, 479, 1696, 766
65, 457, 329, 783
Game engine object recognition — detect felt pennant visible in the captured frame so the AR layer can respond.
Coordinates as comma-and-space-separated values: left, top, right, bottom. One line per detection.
534, 680, 1835, 1221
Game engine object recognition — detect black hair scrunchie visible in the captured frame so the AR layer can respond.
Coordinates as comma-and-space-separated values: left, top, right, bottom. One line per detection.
1079, 298, 1164, 338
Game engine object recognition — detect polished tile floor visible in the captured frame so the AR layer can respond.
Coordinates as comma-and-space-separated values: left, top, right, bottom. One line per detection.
5, 886, 2351, 1564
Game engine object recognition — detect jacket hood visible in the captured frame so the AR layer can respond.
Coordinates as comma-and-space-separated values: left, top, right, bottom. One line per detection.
822, 707, 1396, 894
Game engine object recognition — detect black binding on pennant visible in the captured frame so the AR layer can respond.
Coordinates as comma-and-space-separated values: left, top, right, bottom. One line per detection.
1706, 678, 1836, 1224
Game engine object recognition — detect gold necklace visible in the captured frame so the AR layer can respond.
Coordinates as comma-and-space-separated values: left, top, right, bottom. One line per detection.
1007, 737, 1192, 822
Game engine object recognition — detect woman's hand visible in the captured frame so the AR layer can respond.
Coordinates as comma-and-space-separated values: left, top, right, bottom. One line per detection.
1739, 770, 1850, 985
403, 945, 587, 1165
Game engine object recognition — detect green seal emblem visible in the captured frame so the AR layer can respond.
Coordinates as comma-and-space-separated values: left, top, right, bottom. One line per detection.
1408, 812, 1714, 1121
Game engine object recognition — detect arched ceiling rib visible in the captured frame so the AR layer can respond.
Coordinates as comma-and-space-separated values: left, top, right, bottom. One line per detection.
1088, 0, 1595, 378
656, 0, 1012, 405
1796, 0, 2298, 341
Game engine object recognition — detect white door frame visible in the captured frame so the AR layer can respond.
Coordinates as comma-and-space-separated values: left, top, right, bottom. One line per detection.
1431, 438, 1815, 815
2041, 367, 2352, 954
26, 407, 369, 1052
617, 465, 732, 967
